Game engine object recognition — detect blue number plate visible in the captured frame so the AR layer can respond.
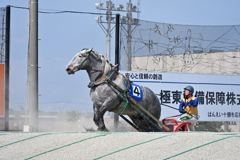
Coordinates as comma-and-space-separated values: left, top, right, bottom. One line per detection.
129, 83, 143, 101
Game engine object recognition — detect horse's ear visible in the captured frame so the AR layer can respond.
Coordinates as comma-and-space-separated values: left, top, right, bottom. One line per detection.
87, 48, 93, 53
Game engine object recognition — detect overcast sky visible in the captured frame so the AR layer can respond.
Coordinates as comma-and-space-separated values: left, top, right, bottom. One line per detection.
1, 0, 240, 112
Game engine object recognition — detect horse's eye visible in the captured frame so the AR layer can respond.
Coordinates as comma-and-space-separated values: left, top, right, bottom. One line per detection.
79, 55, 82, 58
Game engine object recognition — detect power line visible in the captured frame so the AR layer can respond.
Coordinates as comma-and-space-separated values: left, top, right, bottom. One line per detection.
10, 5, 106, 15
10, 101, 91, 105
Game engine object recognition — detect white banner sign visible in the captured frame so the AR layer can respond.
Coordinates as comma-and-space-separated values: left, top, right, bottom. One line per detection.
120, 71, 240, 121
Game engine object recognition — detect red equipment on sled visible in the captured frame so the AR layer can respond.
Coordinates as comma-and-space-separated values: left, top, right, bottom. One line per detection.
162, 118, 192, 132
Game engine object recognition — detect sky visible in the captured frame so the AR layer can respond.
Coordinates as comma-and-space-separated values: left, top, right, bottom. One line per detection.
1, 0, 240, 113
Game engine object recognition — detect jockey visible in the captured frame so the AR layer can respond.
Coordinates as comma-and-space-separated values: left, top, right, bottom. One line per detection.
178, 85, 199, 131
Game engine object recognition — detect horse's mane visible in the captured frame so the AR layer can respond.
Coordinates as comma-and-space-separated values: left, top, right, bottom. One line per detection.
82, 48, 113, 66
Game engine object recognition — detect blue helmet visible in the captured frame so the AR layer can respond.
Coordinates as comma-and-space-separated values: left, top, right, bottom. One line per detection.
184, 85, 194, 93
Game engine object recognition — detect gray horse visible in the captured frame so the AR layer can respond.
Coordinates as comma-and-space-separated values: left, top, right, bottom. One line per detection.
66, 48, 162, 132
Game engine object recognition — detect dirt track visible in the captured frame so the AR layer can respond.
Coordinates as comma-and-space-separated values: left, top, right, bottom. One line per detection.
0, 131, 239, 160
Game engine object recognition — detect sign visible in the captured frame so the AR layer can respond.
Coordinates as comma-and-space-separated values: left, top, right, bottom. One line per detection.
120, 70, 240, 121
0, 64, 4, 117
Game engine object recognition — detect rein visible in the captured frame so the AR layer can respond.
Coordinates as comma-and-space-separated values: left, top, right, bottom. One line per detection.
80, 68, 103, 72
77, 50, 91, 68
159, 101, 200, 120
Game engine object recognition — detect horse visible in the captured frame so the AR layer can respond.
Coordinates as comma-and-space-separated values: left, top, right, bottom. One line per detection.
66, 48, 162, 132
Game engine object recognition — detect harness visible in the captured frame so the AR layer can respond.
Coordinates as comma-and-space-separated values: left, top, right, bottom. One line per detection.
87, 68, 135, 118
87, 65, 129, 89
79, 49, 170, 131
77, 49, 128, 91
105, 72, 170, 131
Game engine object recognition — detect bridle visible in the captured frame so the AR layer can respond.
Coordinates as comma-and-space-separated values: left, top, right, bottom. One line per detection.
76, 48, 104, 72
75, 48, 116, 88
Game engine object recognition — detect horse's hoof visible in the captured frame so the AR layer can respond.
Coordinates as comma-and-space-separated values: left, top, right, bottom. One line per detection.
97, 128, 109, 132
83, 127, 96, 132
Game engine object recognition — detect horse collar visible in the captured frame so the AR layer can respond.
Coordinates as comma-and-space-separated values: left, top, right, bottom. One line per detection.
87, 70, 118, 88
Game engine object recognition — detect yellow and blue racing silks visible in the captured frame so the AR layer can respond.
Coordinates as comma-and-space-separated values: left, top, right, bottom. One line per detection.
179, 96, 198, 114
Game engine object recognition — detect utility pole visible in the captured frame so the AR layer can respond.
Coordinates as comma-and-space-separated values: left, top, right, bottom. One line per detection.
94, 0, 140, 66
95, 0, 115, 61
4, 5, 10, 131
106, 0, 112, 61
95, 0, 140, 131
126, 0, 132, 71
27, 0, 38, 131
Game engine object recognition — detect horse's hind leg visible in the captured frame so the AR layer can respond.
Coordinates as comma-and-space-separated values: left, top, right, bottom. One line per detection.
129, 115, 153, 132
146, 118, 162, 132
129, 115, 162, 132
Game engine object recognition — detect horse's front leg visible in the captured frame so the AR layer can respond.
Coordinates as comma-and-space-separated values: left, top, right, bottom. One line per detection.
93, 103, 109, 132
93, 97, 120, 132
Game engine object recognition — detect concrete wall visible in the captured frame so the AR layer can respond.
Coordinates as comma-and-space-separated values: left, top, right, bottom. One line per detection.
131, 51, 240, 75
0, 116, 135, 132
221, 122, 240, 132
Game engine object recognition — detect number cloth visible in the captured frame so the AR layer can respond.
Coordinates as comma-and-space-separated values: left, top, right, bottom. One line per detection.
129, 83, 143, 101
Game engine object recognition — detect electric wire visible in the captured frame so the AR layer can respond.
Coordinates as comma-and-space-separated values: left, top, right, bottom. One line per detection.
10, 5, 106, 15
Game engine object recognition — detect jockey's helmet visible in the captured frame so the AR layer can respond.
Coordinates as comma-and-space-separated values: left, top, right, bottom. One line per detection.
184, 85, 194, 93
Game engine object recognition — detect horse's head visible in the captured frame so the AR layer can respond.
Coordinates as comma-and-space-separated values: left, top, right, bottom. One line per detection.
66, 48, 93, 75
